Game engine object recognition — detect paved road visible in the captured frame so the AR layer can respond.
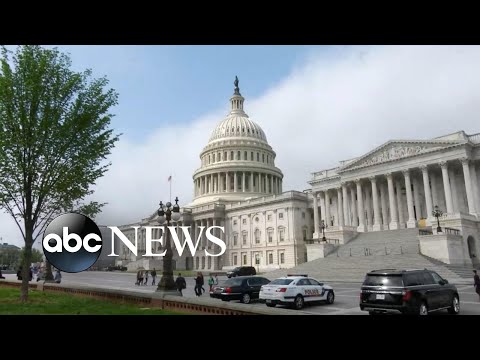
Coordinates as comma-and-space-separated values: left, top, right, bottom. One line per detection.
5, 272, 480, 315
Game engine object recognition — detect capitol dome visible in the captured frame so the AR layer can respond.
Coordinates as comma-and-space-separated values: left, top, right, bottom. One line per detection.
190, 77, 284, 205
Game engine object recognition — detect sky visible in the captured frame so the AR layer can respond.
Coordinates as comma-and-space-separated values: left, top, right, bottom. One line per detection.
2, 45, 480, 247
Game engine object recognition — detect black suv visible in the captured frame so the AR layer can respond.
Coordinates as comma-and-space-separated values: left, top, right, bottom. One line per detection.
210, 276, 270, 304
360, 269, 460, 315
226, 266, 256, 278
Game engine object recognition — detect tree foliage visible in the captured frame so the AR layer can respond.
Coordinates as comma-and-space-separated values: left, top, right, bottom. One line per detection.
0, 45, 120, 300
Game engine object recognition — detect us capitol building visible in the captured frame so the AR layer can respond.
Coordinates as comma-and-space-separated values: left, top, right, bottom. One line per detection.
116, 79, 480, 273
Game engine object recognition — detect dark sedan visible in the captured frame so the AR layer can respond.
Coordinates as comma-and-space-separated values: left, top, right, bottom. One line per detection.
210, 276, 271, 304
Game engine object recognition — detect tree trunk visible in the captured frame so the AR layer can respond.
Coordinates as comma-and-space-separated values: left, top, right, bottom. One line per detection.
20, 220, 33, 302
45, 260, 53, 281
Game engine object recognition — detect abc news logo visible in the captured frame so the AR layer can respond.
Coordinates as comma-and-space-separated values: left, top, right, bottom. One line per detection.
42, 213, 226, 273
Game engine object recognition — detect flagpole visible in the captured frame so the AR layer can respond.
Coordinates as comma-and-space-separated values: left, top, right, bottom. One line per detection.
169, 176, 172, 203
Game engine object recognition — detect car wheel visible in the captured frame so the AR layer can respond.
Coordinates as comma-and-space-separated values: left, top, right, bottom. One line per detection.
294, 295, 304, 310
447, 295, 460, 315
419, 302, 428, 315
326, 291, 335, 304
241, 293, 251, 304
266, 303, 276, 308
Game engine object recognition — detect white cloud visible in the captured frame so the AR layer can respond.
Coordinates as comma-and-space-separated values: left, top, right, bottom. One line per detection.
3, 45, 480, 246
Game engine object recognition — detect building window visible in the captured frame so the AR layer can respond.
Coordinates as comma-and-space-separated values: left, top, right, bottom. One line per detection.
279, 227, 285, 242
202, 256, 205, 269
267, 214, 272, 221
268, 252, 273, 264
237, 151, 240, 160
279, 212, 284, 219
262, 154, 265, 162
242, 218, 247, 224
255, 253, 260, 265
280, 252, 285, 264
244, 151, 247, 160
224, 152, 227, 161
242, 253, 247, 265
233, 254, 238, 265
208, 155, 211, 164
303, 229, 307, 241
268, 229, 273, 243
208, 257, 211, 269
302, 212, 306, 219
257, 152, 260, 161
196, 257, 199, 269
255, 229, 261, 244
242, 233, 247, 245
233, 234, 238, 246
251, 152, 254, 161
267, 155, 269, 164
233, 219, 237, 225
213, 153, 215, 162
230, 151, 233, 160
330, 198, 332, 205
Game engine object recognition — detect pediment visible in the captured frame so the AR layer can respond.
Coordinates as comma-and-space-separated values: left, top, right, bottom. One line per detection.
339, 140, 463, 171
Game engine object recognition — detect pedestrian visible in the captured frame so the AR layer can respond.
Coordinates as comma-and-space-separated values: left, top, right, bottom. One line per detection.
136, 270, 143, 286
36, 268, 43, 282
194, 272, 203, 297
54, 270, 62, 284
0, 268, 5, 279
175, 273, 186, 296
214, 274, 219, 285
208, 274, 215, 292
16, 266, 22, 280
474, 270, 480, 301
151, 268, 157, 286
144, 270, 149, 285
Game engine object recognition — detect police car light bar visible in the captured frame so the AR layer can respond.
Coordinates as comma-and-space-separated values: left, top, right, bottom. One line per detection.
287, 274, 308, 277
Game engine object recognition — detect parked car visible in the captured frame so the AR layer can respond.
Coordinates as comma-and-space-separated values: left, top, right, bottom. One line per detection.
359, 269, 460, 315
259, 274, 335, 310
226, 266, 256, 278
210, 276, 270, 304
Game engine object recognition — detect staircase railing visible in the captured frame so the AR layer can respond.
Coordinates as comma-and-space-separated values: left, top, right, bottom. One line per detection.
305, 238, 340, 245
333, 243, 421, 258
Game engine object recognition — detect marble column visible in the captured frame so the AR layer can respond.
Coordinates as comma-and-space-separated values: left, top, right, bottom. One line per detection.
270, 175, 273, 194
395, 178, 405, 228
350, 185, 358, 227
380, 181, 388, 227
461, 158, 476, 214
218, 173, 221, 193
242, 172, 246, 192
342, 183, 350, 226
370, 176, 382, 231
440, 161, 454, 213
430, 171, 439, 209
403, 170, 416, 228
234, 172, 237, 192
387, 173, 399, 229
365, 187, 372, 230
320, 191, 326, 223
250, 172, 254, 192
313, 193, 320, 238
280, 179, 283, 193
413, 176, 422, 220
470, 162, 480, 213
325, 190, 331, 227
421, 165, 433, 221
449, 168, 459, 212
258, 173, 261, 193
355, 180, 366, 232
337, 187, 344, 227
226, 172, 230, 193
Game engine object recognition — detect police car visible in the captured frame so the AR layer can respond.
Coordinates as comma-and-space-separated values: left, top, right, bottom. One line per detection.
259, 274, 335, 310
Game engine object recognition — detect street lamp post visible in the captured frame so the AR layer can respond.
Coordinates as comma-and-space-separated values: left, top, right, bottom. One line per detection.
321, 219, 326, 242
156, 196, 181, 293
432, 205, 443, 233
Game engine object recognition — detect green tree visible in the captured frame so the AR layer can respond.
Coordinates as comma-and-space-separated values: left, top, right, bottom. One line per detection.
26, 248, 44, 263
0, 46, 120, 301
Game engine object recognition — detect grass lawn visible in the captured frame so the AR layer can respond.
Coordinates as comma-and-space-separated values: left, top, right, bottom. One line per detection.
0, 287, 184, 315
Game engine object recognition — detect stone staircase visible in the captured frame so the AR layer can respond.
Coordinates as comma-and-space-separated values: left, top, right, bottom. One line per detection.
265, 228, 471, 284
423, 255, 478, 279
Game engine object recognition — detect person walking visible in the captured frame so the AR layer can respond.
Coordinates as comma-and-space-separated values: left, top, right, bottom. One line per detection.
194, 272, 203, 297
175, 273, 187, 296
151, 268, 157, 286
208, 274, 215, 292
474, 270, 480, 301
136, 270, 143, 286
144, 270, 149, 285
214, 274, 219, 286
54, 270, 62, 284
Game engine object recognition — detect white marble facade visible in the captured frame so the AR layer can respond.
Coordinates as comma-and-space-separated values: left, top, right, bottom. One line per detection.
117, 80, 480, 272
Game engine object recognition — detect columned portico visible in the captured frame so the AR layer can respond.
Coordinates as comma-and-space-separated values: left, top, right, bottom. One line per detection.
461, 158, 476, 214
421, 165, 433, 223
440, 161, 454, 213
313, 193, 320, 238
